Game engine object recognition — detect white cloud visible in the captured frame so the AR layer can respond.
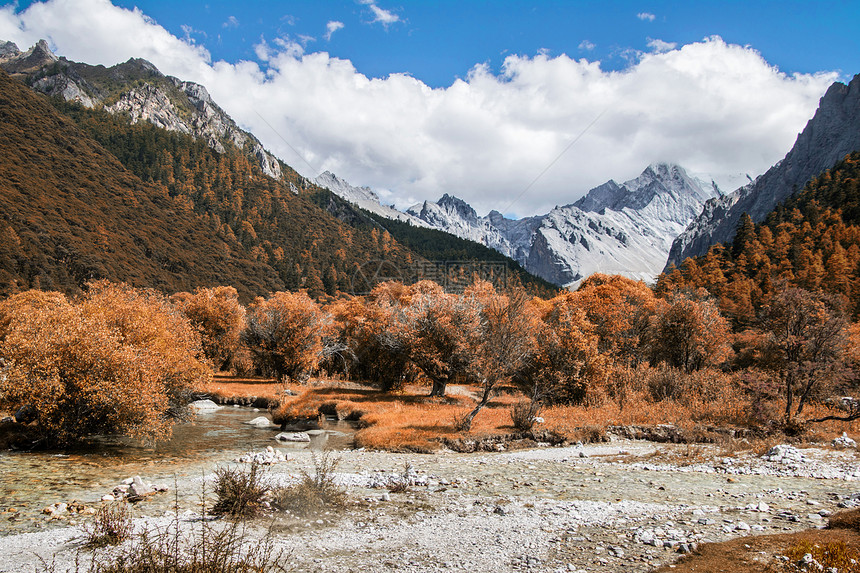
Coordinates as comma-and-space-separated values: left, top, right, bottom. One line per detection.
325, 20, 344, 41
647, 38, 676, 53
297, 34, 315, 47
360, 0, 400, 26
180, 24, 206, 43
223, 15, 239, 29
578, 40, 595, 52
637, 12, 656, 21
0, 1, 839, 219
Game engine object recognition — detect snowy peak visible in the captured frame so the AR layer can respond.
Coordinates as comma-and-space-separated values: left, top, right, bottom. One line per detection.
407, 194, 481, 227
399, 162, 720, 287
313, 171, 428, 227
315, 171, 381, 204
574, 163, 719, 215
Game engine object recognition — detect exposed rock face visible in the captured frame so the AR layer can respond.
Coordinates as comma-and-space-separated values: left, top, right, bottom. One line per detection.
0, 40, 282, 180
667, 74, 860, 269
405, 164, 721, 287
0, 40, 56, 75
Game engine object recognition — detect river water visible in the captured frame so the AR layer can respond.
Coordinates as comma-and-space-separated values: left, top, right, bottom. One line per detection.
0, 406, 353, 534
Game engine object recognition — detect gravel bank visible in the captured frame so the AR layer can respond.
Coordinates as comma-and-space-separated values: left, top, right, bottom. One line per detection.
3, 438, 858, 573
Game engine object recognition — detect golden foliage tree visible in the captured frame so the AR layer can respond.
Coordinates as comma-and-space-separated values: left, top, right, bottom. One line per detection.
404, 281, 483, 397
327, 283, 413, 391
242, 291, 327, 382
757, 286, 848, 420
173, 286, 246, 371
521, 293, 606, 405
0, 282, 210, 446
458, 282, 541, 430
647, 289, 732, 373
568, 273, 658, 366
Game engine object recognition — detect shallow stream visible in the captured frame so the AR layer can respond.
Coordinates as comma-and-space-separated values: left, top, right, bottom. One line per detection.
0, 407, 353, 534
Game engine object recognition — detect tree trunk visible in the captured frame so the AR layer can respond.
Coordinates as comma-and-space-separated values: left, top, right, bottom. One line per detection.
459, 382, 493, 431
429, 379, 447, 397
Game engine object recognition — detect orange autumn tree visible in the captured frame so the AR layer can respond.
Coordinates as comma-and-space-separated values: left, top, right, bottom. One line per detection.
458, 281, 541, 430
327, 282, 414, 391
173, 286, 246, 371
568, 274, 659, 366
521, 292, 606, 405
647, 288, 733, 373
0, 282, 210, 446
242, 291, 328, 382
404, 281, 483, 397
757, 286, 849, 421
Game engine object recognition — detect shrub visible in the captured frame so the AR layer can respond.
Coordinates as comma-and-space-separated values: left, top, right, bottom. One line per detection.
271, 452, 345, 516
173, 286, 246, 372
829, 508, 860, 532
784, 539, 860, 573
510, 400, 542, 431
211, 462, 270, 519
84, 502, 134, 548
0, 283, 210, 446
646, 366, 686, 402
242, 291, 327, 382
43, 520, 290, 573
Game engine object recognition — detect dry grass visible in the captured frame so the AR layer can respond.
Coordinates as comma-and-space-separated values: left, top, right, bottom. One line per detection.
657, 529, 860, 573
656, 511, 860, 573
197, 376, 858, 452
196, 375, 299, 402
269, 382, 520, 451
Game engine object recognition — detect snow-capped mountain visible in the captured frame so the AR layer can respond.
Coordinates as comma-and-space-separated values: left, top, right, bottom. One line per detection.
313, 171, 429, 227
405, 195, 523, 257
395, 163, 725, 287
523, 164, 723, 286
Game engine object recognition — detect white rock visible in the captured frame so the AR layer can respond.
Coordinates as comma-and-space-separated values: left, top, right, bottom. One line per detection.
188, 399, 222, 412
832, 432, 857, 449
245, 416, 274, 428
275, 432, 311, 443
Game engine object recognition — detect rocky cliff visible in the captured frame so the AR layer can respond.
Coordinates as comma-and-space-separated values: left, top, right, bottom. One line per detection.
666, 74, 860, 269
0, 40, 282, 179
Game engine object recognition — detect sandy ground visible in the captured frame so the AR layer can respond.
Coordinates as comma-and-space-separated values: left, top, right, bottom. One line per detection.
3, 438, 859, 573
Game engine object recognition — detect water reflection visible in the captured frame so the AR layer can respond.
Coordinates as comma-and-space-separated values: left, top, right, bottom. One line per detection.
0, 407, 354, 535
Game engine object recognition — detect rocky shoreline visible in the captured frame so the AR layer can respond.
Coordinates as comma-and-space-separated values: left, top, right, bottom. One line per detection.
2, 435, 858, 573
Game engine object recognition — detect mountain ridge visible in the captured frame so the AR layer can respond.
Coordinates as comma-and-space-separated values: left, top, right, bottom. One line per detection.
0, 40, 283, 179
666, 73, 860, 269
390, 162, 724, 286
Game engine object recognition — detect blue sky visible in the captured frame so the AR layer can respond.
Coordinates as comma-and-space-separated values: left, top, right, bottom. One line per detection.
0, 1, 856, 216
105, 0, 859, 86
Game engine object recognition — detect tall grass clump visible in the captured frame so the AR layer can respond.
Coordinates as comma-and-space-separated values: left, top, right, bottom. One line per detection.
271, 452, 346, 516
211, 462, 270, 518
84, 502, 134, 548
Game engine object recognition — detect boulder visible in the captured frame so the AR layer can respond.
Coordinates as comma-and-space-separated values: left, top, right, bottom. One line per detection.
244, 416, 275, 428
275, 431, 310, 443
14, 404, 36, 423
129, 475, 154, 497
188, 399, 221, 412
832, 432, 857, 449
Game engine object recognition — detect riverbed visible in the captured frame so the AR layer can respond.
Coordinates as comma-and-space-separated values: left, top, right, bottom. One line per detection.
0, 406, 353, 535
2, 426, 859, 573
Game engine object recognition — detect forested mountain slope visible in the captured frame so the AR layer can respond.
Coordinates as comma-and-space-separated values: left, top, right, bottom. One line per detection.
0, 70, 416, 299
658, 151, 860, 322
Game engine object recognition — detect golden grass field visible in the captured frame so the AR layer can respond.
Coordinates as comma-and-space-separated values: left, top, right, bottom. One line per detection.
197, 376, 859, 452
